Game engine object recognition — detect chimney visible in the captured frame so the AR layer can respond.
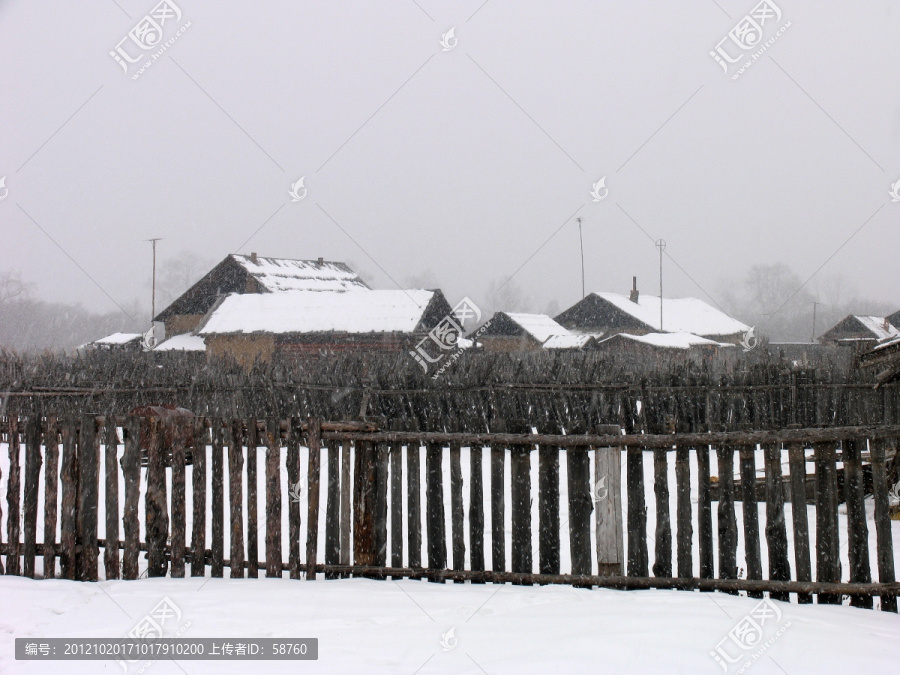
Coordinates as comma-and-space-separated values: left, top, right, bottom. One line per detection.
250, 252, 258, 264
629, 276, 639, 303
317, 257, 324, 265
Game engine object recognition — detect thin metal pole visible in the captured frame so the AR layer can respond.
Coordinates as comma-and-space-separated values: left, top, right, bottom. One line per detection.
656, 239, 666, 331
577, 217, 585, 299
811, 301, 818, 343
148, 238, 162, 324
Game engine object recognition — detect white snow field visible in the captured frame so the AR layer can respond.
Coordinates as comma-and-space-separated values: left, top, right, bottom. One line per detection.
1, 439, 899, 672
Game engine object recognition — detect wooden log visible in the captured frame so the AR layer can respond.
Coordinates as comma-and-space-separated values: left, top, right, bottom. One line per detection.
814, 442, 841, 604
389, 433, 403, 571
6, 417, 20, 575
265, 418, 283, 578
787, 442, 812, 603
595, 426, 623, 577
491, 423, 507, 573
190, 418, 207, 578
509, 420, 531, 577
78, 415, 99, 581
538, 429, 560, 576
43, 417, 59, 579
469, 442, 485, 575
450, 440, 465, 579
738, 445, 762, 598
104, 418, 119, 580
168, 419, 186, 579
626, 445, 648, 577
121, 417, 140, 580
340, 439, 352, 570
716, 446, 738, 590
374, 440, 389, 567
843, 438, 873, 609
652, 447, 672, 578
325, 439, 341, 578
22, 416, 42, 578
870, 440, 897, 612
764, 443, 791, 602
354, 439, 376, 566
407, 436, 422, 569
146, 418, 168, 578
306, 417, 322, 580
60, 418, 78, 580
287, 420, 301, 580
675, 445, 692, 578
227, 420, 244, 578
244, 419, 257, 578
209, 418, 225, 578
425, 437, 447, 573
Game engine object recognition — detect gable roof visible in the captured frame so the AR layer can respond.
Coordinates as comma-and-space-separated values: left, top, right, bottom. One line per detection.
503, 313, 572, 343
852, 315, 900, 341
93, 332, 143, 345
197, 290, 441, 336
231, 254, 369, 292
542, 334, 597, 349
821, 314, 900, 342
561, 292, 749, 337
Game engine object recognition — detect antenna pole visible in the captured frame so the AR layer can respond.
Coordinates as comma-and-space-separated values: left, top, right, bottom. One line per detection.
147, 238, 162, 324
656, 239, 666, 331
577, 217, 585, 299
811, 301, 818, 343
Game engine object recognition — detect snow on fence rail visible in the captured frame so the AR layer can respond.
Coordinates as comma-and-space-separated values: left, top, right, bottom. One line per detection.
1, 415, 897, 612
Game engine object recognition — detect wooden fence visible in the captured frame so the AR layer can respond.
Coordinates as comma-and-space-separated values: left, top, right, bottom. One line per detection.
1, 415, 897, 612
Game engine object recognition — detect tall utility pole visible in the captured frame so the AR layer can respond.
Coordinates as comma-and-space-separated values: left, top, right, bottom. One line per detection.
656, 239, 666, 331
577, 217, 585, 299
147, 238, 162, 324
811, 301, 819, 343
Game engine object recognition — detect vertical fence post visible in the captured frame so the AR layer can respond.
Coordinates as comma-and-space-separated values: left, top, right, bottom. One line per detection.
190, 418, 207, 578
146, 418, 168, 578
738, 445, 762, 598
228, 420, 245, 579
697, 445, 714, 582
340, 438, 352, 572
389, 422, 404, 573
595, 425, 623, 577
59, 418, 78, 580
537, 421, 560, 576
716, 446, 738, 592
244, 419, 257, 579
265, 418, 283, 578
469, 439, 485, 578
23, 416, 42, 579
406, 432, 422, 570
675, 445, 692, 579
7, 417, 21, 576
425, 432, 447, 576
170, 418, 187, 579
354, 437, 376, 567
374, 438, 389, 568
844, 438, 873, 609
490, 420, 507, 573
763, 443, 791, 602
870, 439, 897, 612
625, 443, 648, 578
652, 445, 672, 578
509, 420, 531, 578
78, 415, 99, 581
326, 438, 342, 578
787, 441, 812, 603
306, 417, 322, 580
815, 441, 841, 604
449, 437, 465, 580
121, 416, 141, 580
104, 418, 120, 580
43, 417, 60, 579
287, 419, 301, 580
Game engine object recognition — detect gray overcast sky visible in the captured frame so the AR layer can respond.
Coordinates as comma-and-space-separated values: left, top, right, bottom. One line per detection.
2, 0, 899, 323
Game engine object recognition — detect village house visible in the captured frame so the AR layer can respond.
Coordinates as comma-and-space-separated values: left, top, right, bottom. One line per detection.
818, 314, 900, 347
593, 331, 731, 359
553, 278, 749, 344
195, 289, 451, 366
154, 253, 370, 341
476, 312, 583, 352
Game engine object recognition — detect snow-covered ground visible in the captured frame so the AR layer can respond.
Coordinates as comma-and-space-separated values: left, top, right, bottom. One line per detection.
2, 575, 899, 674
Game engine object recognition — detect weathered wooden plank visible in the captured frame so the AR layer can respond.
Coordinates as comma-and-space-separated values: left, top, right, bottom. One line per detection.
814, 442, 841, 604
325, 439, 342, 577
675, 445, 692, 578
287, 420, 301, 580
425, 438, 447, 573
738, 445, 762, 598
626, 446, 648, 577
60, 418, 79, 580
6, 417, 21, 575
104, 418, 120, 580
306, 417, 322, 580
121, 417, 141, 580
716, 446, 738, 590
227, 420, 244, 578
764, 443, 791, 602
22, 416, 42, 578
265, 418, 283, 578
389, 436, 403, 571
374, 440, 389, 568
787, 442, 812, 603
491, 426, 507, 573
844, 438, 873, 609
538, 432, 560, 576
407, 437, 422, 569
354, 439, 376, 566
78, 415, 100, 581
870, 439, 897, 612
210, 419, 225, 578
595, 432, 623, 577
244, 419, 257, 578
509, 420, 531, 578
450, 441, 465, 578
340, 439, 352, 570
469, 443, 485, 575
652, 447, 672, 578
43, 417, 59, 579
146, 418, 168, 578
190, 418, 207, 578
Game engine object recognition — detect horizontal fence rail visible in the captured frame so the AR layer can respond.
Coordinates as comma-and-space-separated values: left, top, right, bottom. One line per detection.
1, 415, 897, 613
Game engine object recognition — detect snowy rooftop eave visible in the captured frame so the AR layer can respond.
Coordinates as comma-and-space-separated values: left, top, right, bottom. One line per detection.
593, 292, 749, 336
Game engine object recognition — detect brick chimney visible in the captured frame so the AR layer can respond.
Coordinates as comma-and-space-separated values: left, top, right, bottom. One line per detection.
250, 252, 258, 264
317, 257, 324, 265
629, 276, 639, 303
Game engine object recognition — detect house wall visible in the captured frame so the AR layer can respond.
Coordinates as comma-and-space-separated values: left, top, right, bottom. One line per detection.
479, 336, 541, 352
164, 314, 205, 337
206, 334, 276, 368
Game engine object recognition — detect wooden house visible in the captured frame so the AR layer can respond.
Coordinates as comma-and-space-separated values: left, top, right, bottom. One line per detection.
554, 279, 749, 344
886, 309, 900, 330
593, 331, 731, 358
476, 313, 582, 352
154, 253, 369, 338
196, 289, 451, 366
818, 315, 900, 347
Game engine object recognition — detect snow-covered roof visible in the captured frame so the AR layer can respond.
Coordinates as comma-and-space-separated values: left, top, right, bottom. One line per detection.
593, 293, 749, 336
872, 334, 900, 352
197, 290, 436, 335
504, 313, 572, 343
542, 334, 595, 350
153, 333, 206, 352
853, 316, 900, 341
92, 332, 142, 345
232, 254, 370, 292
600, 331, 729, 350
